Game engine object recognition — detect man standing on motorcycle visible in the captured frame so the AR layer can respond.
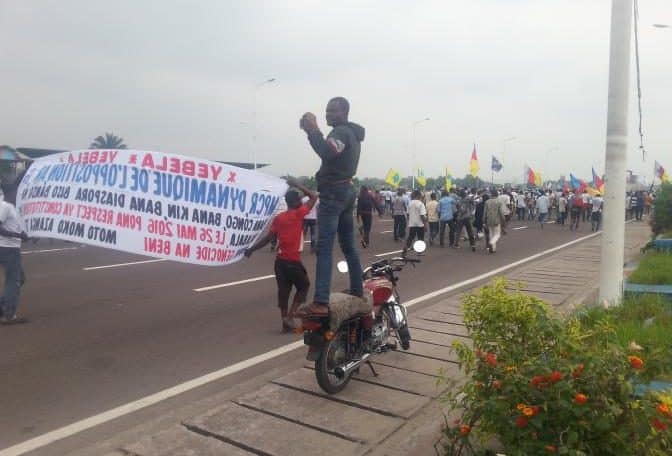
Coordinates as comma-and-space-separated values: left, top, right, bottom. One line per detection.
244, 177, 317, 332
297, 97, 365, 317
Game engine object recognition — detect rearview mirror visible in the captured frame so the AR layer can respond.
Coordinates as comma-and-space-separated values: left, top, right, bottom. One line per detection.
336, 261, 349, 273
412, 240, 427, 253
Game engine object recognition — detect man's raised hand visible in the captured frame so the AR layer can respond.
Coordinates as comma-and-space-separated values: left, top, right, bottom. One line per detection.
299, 112, 318, 132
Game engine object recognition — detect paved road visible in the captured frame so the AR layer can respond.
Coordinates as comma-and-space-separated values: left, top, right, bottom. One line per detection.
1, 215, 588, 450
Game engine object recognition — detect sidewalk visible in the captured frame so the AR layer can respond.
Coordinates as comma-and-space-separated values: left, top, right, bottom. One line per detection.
100, 222, 650, 456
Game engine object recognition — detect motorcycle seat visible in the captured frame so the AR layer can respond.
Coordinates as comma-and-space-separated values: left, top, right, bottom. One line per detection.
328, 292, 373, 331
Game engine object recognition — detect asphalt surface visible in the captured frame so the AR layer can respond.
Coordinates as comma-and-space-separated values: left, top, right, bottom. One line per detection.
0, 215, 590, 451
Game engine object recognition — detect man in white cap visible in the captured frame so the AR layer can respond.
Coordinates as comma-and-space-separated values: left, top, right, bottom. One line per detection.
0, 189, 29, 324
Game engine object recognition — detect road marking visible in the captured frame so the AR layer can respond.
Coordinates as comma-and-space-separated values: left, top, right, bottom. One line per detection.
402, 230, 603, 309
380, 230, 393, 234
0, 340, 305, 456
375, 249, 403, 257
83, 259, 167, 271
22, 247, 80, 254
0, 229, 607, 456
194, 274, 275, 292
512, 226, 528, 231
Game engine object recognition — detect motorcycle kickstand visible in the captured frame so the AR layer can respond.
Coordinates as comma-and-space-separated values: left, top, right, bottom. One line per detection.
365, 360, 379, 377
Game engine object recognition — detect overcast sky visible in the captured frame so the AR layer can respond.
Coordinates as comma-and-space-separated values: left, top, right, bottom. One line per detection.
1, 1, 670, 184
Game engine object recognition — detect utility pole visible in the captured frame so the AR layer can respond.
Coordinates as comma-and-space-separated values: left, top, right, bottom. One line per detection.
600, 0, 633, 305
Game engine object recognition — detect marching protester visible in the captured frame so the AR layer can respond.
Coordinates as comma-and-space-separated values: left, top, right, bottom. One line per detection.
245, 177, 317, 332
591, 192, 604, 232
516, 192, 527, 221
536, 191, 550, 229
569, 191, 583, 231
302, 195, 318, 253
356, 185, 379, 248
484, 189, 505, 253
404, 189, 427, 254
0, 189, 29, 325
438, 189, 456, 248
298, 96, 365, 316
454, 189, 476, 251
426, 192, 440, 245
474, 191, 488, 239
392, 188, 408, 242
558, 192, 568, 225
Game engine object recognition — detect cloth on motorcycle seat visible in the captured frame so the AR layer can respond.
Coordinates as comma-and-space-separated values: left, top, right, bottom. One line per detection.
329, 292, 373, 331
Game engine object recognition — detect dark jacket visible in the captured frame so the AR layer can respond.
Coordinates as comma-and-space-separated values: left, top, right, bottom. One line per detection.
307, 122, 365, 190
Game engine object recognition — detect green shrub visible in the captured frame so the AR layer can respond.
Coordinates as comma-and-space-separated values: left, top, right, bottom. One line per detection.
652, 183, 672, 236
628, 252, 672, 285
440, 279, 672, 456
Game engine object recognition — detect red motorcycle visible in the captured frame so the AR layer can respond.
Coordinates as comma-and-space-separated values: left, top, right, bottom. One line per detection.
300, 241, 425, 394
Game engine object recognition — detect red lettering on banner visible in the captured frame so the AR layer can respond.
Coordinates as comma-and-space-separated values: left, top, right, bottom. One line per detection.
227, 171, 237, 183
144, 237, 171, 255
138, 153, 219, 180
175, 243, 191, 258
115, 212, 142, 231
67, 150, 119, 164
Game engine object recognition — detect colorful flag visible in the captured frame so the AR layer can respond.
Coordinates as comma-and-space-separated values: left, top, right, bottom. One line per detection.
469, 145, 480, 177
416, 168, 427, 187
445, 166, 453, 192
534, 170, 543, 187
570, 173, 587, 192
385, 168, 401, 187
524, 165, 536, 185
592, 167, 605, 193
491, 156, 503, 172
655, 161, 670, 183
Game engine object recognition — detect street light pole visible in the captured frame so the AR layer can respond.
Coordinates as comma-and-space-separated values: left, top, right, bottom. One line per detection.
600, 0, 633, 306
252, 78, 277, 170
411, 117, 430, 189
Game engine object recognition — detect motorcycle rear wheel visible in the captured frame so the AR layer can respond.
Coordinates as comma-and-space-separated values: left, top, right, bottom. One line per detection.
397, 325, 411, 350
315, 330, 351, 394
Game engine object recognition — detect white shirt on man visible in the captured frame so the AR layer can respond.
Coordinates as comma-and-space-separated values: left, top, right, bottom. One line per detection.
407, 199, 427, 227
301, 196, 318, 220
0, 201, 23, 249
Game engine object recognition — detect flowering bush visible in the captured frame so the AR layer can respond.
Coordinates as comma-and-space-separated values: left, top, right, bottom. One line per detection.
440, 279, 672, 456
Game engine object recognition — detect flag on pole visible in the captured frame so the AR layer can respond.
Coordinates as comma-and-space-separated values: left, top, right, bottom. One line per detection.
385, 168, 401, 187
416, 168, 427, 187
445, 167, 453, 192
491, 156, 503, 172
570, 173, 587, 192
592, 167, 605, 193
524, 165, 536, 185
469, 145, 480, 177
655, 161, 670, 183
534, 170, 543, 187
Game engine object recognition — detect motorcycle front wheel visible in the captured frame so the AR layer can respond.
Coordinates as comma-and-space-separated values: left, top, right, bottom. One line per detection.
315, 329, 352, 394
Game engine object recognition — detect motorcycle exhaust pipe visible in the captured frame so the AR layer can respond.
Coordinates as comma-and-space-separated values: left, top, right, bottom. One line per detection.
334, 353, 371, 379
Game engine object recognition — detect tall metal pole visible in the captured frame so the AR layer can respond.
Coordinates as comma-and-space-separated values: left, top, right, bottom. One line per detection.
600, 0, 633, 305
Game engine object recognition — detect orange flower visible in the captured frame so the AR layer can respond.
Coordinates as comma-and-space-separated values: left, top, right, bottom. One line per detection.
628, 355, 644, 370
523, 407, 535, 417
459, 424, 471, 436
492, 380, 502, 389
657, 403, 672, 417
486, 352, 497, 367
548, 371, 563, 383
574, 393, 588, 405
515, 416, 528, 428
517, 403, 526, 411
572, 363, 585, 379
652, 417, 669, 431
544, 445, 557, 453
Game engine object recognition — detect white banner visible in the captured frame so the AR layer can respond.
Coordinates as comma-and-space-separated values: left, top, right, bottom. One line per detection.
16, 150, 287, 266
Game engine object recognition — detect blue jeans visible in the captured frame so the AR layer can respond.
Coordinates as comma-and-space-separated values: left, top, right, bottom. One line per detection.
314, 183, 363, 305
0, 247, 22, 319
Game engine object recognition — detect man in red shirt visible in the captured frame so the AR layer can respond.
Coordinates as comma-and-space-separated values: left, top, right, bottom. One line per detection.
245, 177, 317, 332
